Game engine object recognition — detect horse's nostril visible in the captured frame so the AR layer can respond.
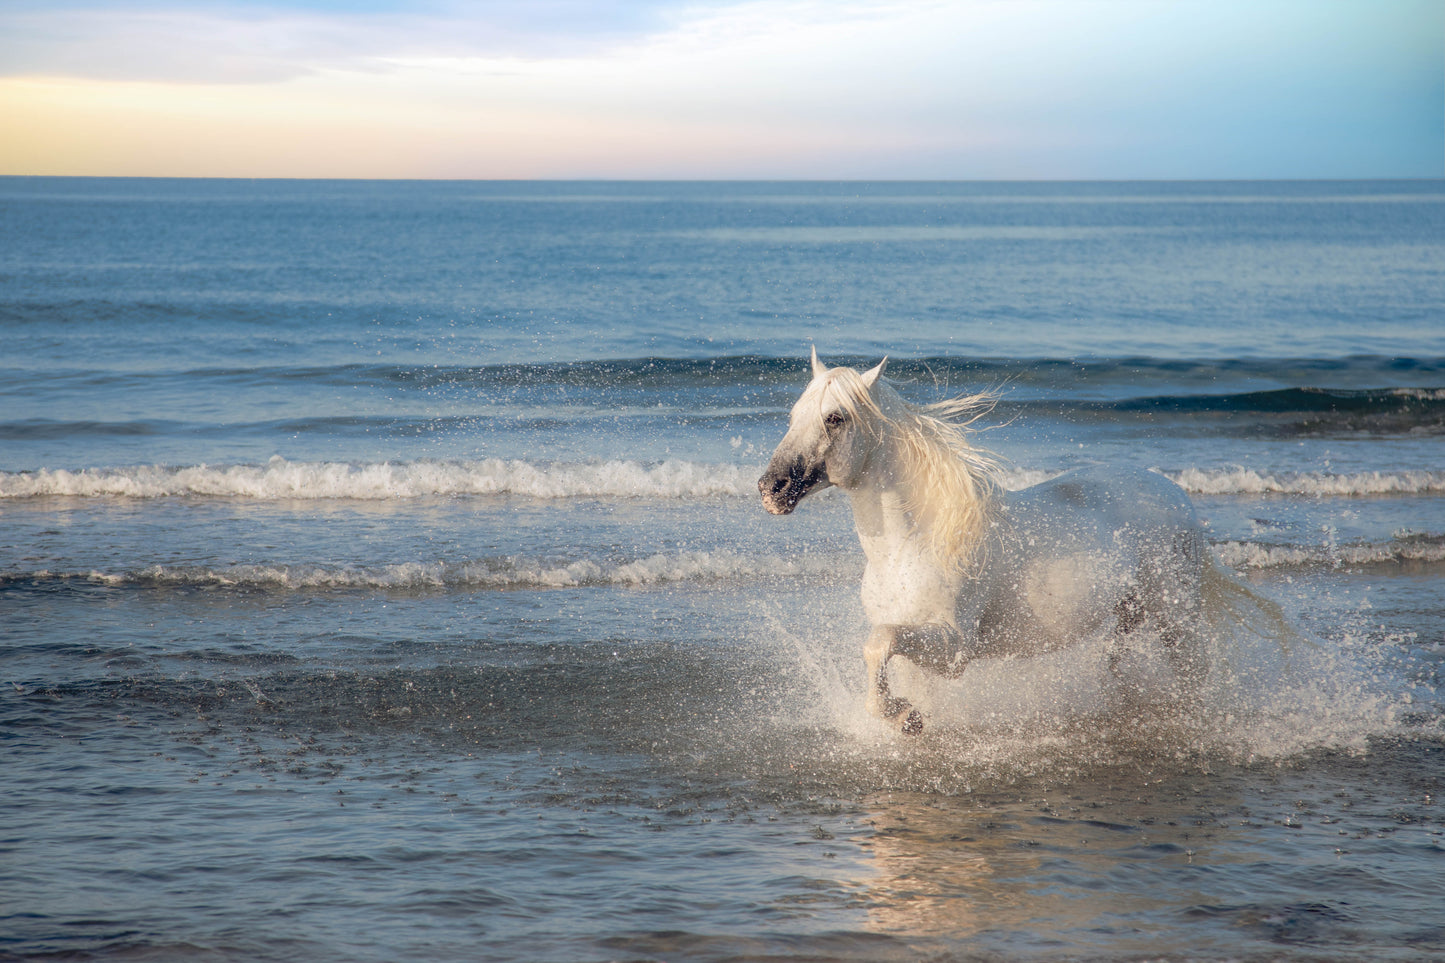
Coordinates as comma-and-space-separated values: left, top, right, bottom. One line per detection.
770, 477, 789, 494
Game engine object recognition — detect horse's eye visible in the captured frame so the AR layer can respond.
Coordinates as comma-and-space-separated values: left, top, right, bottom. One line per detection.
824, 411, 846, 430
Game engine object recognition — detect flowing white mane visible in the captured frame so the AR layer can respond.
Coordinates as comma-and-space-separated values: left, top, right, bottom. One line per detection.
823, 368, 1001, 572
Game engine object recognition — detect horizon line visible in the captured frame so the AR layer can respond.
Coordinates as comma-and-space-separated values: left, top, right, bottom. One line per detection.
3, 174, 1443, 184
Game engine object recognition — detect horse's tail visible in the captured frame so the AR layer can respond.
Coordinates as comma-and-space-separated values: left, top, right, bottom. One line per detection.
1198, 560, 1307, 652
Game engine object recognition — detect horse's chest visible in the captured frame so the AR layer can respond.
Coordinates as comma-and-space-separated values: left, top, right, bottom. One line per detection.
860, 549, 957, 624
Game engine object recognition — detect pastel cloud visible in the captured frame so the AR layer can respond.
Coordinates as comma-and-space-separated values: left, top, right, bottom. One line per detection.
0, 1, 705, 82
0, 0, 1439, 178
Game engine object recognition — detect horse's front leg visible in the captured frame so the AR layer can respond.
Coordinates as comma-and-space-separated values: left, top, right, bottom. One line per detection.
892, 622, 969, 677
861, 627, 930, 731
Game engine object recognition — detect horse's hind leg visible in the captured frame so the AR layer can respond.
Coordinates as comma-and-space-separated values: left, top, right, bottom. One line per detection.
1114, 593, 1146, 635
1110, 547, 1209, 692
863, 625, 924, 734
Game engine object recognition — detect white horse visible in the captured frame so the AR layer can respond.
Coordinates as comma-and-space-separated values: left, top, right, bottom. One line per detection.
759, 349, 1267, 733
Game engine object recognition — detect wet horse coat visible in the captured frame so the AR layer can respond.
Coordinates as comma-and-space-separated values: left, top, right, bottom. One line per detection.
759, 351, 1213, 732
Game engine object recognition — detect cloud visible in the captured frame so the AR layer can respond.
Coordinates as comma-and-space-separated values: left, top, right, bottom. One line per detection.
0, 0, 1439, 178
0, 0, 714, 84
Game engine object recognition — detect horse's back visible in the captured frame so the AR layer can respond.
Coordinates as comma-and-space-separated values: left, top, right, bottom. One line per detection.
1008, 465, 1200, 546
987, 466, 1209, 640
1011, 456, 1190, 517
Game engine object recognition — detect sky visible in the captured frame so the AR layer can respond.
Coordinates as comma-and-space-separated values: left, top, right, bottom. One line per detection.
0, 0, 1440, 179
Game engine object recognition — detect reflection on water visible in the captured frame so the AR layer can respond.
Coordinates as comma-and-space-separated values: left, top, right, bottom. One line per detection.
855, 784, 1231, 955
843, 749, 1445, 960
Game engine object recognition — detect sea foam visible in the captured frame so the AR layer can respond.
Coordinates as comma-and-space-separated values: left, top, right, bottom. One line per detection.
4, 458, 1443, 501
1215, 532, 1445, 571
0, 457, 754, 500
1166, 467, 1445, 497
23, 550, 842, 592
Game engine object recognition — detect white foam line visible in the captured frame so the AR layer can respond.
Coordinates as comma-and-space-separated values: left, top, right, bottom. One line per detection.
4, 458, 1442, 501
35, 551, 846, 591
1216, 536, 1445, 570
1168, 467, 1445, 497
0, 457, 756, 500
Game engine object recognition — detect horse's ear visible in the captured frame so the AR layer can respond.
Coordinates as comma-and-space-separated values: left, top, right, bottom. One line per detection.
862, 356, 888, 387
810, 345, 827, 379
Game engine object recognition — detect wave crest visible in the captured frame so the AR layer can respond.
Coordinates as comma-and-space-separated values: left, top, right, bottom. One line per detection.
5, 458, 1443, 502
13, 551, 840, 592
0, 457, 754, 500
1167, 467, 1445, 497
1216, 532, 1445, 571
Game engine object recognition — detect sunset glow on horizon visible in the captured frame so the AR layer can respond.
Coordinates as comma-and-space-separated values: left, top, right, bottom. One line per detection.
1, 0, 1440, 180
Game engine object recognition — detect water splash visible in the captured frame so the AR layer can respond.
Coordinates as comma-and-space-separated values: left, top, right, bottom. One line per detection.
742, 573, 1420, 793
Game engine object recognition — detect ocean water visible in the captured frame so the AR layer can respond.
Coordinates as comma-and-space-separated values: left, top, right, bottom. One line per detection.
1, 178, 1443, 962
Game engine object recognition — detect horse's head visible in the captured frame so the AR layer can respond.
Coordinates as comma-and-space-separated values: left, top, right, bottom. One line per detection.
758, 347, 888, 515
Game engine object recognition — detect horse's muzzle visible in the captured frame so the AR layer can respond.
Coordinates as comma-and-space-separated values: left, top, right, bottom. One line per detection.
758, 457, 825, 515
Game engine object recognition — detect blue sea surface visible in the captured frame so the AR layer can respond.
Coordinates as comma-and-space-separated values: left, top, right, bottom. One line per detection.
1, 178, 1443, 962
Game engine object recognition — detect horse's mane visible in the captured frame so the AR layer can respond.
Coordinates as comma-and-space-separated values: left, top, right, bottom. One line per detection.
824, 369, 1001, 574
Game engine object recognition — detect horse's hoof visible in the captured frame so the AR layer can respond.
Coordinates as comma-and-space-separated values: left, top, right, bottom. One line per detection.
901, 710, 924, 735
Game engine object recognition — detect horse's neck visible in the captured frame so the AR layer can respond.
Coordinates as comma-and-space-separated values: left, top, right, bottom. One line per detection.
843, 424, 1001, 578
847, 486, 912, 561
845, 437, 978, 626
843, 436, 926, 564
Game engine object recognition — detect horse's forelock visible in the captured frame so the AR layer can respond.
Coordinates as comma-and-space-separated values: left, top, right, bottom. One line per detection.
794, 366, 880, 432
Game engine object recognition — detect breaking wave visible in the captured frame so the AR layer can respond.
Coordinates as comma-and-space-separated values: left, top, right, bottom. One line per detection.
0, 456, 753, 500
7, 550, 844, 593
8, 532, 1440, 596
1215, 531, 1445, 572
1165, 467, 1445, 497
5, 458, 1443, 502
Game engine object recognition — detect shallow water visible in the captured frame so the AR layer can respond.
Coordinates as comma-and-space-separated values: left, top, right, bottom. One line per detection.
1, 178, 1443, 961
